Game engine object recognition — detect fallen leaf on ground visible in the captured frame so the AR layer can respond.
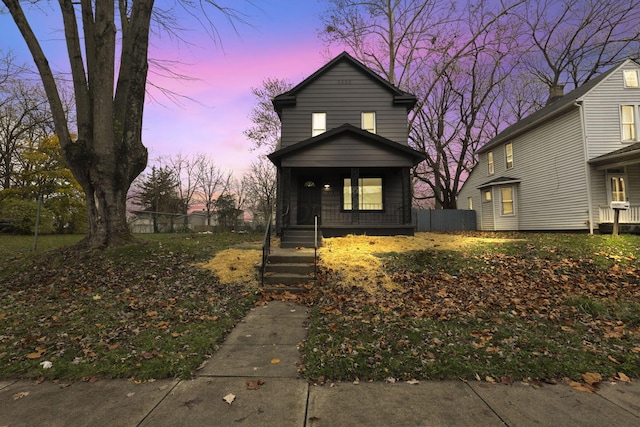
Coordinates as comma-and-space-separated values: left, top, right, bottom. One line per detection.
270, 358, 280, 364
406, 379, 420, 385
569, 381, 595, 393
615, 372, 632, 383
581, 372, 602, 386
26, 347, 46, 359
13, 392, 29, 400
223, 393, 236, 405
246, 379, 265, 390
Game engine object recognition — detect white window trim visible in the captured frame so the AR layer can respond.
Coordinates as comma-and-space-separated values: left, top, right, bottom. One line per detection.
487, 151, 494, 175
623, 69, 639, 88
505, 142, 513, 169
361, 112, 376, 133
312, 112, 326, 137
620, 104, 639, 143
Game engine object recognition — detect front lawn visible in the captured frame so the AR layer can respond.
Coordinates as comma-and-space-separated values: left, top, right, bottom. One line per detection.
301, 233, 640, 384
0, 232, 261, 380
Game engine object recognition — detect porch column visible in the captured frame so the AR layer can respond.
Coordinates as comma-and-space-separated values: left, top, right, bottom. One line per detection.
351, 167, 359, 224
282, 167, 292, 228
402, 167, 412, 224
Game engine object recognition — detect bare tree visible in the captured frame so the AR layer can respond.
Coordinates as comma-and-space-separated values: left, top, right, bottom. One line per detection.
0, 76, 54, 191
320, 0, 524, 208
2, 1, 247, 248
194, 156, 232, 226
241, 156, 276, 226
159, 153, 201, 228
517, 0, 640, 91
243, 77, 292, 152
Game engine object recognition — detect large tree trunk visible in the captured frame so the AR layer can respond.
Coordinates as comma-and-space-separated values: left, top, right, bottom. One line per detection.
3, 0, 152, 248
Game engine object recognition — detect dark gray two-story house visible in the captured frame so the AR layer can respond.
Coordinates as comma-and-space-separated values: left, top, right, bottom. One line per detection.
268, 52, 425, 247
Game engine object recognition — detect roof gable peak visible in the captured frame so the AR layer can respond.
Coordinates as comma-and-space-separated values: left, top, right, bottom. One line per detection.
272, 51, 416, 114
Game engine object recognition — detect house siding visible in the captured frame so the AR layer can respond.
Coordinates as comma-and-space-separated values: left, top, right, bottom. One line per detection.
459, 108, 589, 231
582, 62, 640, 160
280, 136, 414, 168
280, 61, 409, 149
515, 109, 589, 230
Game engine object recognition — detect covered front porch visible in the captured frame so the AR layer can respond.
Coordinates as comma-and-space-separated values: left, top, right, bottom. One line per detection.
275, 166, 415, 246
589, 142, 640, 234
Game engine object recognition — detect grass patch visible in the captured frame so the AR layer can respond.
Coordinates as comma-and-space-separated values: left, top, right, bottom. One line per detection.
0, 232, 262, 380
302, 232, 640, 383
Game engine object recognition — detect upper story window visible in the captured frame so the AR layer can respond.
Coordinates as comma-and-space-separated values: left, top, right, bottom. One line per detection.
361, 112, 376, 133
624, 70, 639, 88
312, 112, 326, 137
487, 151, 494, 175
505, 143, 513, 169
621, 105, 637, 142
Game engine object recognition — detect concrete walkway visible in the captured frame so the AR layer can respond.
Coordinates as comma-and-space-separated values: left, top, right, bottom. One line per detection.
1, 301, 639, 426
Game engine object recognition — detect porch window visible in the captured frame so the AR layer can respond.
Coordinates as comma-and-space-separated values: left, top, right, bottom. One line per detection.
361, 112, 376, 133
487, 151, 494, 175
500, 187, 514, 215
343, 177, 383, 211
312, 112, 326, 137
483, 190, 491, 201
624, 70, 639, 88
621, 105, 637, 142
505, 143, 513, 169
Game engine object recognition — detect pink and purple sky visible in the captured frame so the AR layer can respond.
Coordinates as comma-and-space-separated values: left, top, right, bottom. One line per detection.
1, 1, 340, 178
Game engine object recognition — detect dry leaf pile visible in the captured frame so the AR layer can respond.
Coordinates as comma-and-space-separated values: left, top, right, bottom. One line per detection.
199, 248, 261, 285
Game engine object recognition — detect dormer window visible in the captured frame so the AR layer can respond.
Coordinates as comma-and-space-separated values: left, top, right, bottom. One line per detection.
312, 112, 326, 136
361, 112, 376, 133
624, 70, 639, 88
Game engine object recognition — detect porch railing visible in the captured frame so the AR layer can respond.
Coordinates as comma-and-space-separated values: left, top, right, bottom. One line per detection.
598, 205, 640, 223
319, 203, 407, 225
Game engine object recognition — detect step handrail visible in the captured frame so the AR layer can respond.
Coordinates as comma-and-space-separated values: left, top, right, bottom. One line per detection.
261, 217, 272, 287
314, 215, 318, 280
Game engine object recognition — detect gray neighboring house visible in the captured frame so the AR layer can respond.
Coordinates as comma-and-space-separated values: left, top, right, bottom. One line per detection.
458, 59, 640, 233
268, 52, 425, 247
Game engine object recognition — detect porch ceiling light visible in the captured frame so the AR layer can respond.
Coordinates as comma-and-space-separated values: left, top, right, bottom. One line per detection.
304, 180, 316, 188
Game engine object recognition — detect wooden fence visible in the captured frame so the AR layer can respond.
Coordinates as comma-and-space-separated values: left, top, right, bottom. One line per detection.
412, 209, 477, 232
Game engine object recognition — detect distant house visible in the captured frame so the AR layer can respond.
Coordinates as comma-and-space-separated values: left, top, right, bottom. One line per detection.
268, 52, 425, 247
458, 59, 640, 233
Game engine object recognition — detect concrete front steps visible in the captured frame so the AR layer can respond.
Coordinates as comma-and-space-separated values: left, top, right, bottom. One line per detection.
280, 227, 322, 248
260, 248, 317, 292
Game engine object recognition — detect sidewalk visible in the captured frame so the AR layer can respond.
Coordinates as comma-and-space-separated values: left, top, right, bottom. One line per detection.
0, 301, 638, 426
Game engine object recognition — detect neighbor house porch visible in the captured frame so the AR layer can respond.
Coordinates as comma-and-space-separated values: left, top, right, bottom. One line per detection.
589, 142, 640, 234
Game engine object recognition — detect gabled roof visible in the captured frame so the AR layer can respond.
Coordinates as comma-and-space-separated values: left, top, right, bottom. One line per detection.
589, 141, 640, 167
268, 123, 426, 166
477, 176, 521, 189
272, 51, 417, 116
477, 59, 639, 154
